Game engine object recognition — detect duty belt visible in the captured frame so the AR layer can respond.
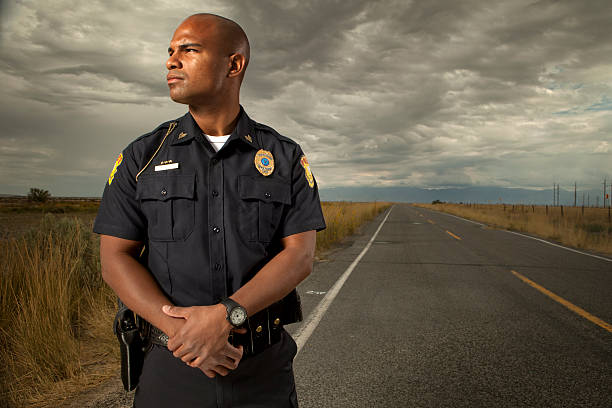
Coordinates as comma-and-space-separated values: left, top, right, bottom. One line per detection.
148, 302, 301, 357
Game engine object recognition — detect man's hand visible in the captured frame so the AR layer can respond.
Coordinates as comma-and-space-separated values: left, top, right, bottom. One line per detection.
162, 304, 244, 378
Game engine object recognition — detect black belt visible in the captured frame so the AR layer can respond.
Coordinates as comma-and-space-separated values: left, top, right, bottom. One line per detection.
148, 303, 300, 357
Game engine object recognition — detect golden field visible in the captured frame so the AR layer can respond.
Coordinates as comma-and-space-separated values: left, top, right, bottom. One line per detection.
0, 200, 390, 407
415, 203, 612, 256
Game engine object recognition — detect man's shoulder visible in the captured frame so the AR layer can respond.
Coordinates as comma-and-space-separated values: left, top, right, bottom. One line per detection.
122, 116, 184, 160
252, 120, 298, 146
131, 118, 180, 146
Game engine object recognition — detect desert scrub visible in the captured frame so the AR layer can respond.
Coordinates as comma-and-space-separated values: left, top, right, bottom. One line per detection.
316, 202, 391, 253
0, 215, 115, 407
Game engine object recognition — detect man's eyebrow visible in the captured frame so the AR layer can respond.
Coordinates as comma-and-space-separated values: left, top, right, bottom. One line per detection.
168, 43, 203, 53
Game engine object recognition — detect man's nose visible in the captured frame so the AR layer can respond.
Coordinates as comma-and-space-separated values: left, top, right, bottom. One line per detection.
166, 54, 182, 70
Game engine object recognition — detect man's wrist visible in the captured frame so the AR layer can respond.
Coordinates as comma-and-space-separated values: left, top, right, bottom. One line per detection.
219, 298, 248, 328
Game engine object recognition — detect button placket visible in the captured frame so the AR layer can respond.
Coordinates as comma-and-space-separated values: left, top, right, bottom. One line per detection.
208, 156, 226, 301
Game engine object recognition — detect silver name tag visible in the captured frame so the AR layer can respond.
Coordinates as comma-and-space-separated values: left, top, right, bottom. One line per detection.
155, 163, 179, 171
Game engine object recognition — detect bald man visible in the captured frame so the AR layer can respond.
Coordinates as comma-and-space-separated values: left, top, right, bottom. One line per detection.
94, 13, 325, 408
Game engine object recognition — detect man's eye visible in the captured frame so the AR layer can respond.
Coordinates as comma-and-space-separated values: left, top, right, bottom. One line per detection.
185, 48, 196, 53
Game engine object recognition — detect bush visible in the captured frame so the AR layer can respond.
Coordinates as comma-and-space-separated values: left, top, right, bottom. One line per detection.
27, 187, 51, 203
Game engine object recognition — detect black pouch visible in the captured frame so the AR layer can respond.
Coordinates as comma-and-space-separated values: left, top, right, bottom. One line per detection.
113, 301, 147, 391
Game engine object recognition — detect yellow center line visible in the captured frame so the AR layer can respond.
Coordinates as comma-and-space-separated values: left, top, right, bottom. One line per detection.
511, 270, 612, 333
446, 230, 462, 240
427, 219, 435, 224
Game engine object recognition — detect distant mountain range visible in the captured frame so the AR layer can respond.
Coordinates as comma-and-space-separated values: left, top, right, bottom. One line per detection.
319, 186, 608, 206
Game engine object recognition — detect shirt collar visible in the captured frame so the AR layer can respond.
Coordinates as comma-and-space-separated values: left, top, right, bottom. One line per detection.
170, 106, 259, 149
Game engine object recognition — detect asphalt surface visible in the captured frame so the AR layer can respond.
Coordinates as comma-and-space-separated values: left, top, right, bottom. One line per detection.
289, 203, 611, 408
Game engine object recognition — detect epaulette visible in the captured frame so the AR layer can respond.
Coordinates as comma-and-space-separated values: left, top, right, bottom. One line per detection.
133, 119, 176, 143
253, 121, 297, 145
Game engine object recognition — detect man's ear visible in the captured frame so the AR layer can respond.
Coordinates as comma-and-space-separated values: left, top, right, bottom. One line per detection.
228, 53, 247, 78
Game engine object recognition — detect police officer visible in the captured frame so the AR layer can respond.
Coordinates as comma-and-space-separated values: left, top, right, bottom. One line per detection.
94, 13, 325, 407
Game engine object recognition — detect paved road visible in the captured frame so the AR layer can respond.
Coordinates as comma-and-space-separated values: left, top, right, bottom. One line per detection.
289, 203, 611, 408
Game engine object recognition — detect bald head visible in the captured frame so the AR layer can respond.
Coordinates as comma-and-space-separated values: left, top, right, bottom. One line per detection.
184, 13, 250, 71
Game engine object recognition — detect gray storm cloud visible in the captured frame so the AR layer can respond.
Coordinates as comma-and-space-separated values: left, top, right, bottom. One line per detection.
0, 0, 610, 196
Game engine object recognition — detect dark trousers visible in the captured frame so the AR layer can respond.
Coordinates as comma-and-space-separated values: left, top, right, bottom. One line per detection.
134, 329, 298, 408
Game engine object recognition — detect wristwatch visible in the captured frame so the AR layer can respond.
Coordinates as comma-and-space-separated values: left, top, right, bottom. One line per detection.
220, 298, 247, 328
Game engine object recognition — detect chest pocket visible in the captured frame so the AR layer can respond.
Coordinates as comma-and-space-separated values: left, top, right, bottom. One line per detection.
239, 175, 291, 243
136, 174, 195, 241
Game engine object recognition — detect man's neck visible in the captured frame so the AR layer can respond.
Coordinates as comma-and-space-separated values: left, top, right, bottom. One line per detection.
189, 102, 241, 136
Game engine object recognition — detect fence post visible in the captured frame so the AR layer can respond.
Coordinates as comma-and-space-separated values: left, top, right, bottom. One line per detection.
561, 205, 564, 217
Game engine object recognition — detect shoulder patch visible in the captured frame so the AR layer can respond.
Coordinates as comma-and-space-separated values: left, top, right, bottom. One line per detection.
108, 153, 123, 185
300, 155, 315, 188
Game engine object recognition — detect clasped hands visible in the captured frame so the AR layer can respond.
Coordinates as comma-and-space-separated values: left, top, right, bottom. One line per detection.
162, 304, 246, 378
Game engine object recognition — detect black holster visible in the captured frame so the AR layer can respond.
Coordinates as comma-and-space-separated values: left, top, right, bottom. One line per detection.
113, 300, 149, 391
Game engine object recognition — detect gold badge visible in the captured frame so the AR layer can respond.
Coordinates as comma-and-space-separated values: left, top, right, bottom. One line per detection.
254, 149, 274, 176
245, 134, 252, 143
108, 153, 123, 185
300, 155, 314, 188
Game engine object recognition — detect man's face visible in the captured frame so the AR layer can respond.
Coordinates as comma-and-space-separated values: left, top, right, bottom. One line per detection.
166, 17, 228, 105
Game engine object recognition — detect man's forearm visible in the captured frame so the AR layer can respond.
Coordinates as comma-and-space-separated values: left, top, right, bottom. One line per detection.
230, 230, 316, 316
100, 238, 182, 337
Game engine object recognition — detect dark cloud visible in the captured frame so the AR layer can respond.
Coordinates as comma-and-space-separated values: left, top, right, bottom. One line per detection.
0, 0, 610, 196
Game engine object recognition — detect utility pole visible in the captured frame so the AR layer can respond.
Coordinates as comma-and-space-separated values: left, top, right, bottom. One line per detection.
557, 183, 560, 206
574, 182, 576, 207
604, 178, 607, 208
553, 183, 555, 206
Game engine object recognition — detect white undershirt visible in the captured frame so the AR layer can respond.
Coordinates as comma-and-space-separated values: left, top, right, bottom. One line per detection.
204, 134, 231, 152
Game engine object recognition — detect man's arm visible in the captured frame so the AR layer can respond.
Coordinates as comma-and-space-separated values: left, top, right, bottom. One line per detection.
100, 234, 244, 377
163, 230, 316, 372
100, 235, 185, 338
231, 230, 316, 315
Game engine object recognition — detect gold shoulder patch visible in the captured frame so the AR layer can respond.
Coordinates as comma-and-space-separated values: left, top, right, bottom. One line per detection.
108, 153, 123, 185
300, 155, 314, 188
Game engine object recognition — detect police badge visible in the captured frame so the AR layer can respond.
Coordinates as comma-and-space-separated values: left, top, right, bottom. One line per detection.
254, 149, 274, 176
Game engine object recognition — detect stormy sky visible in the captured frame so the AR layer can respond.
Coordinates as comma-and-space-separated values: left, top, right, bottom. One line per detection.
1, 0, 611, 197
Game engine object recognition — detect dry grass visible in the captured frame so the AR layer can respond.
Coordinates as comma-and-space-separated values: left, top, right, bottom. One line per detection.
0, 201, 390, 407
0, 215, 117, 408
316, 201, 391, 253
416, 203, 612, 256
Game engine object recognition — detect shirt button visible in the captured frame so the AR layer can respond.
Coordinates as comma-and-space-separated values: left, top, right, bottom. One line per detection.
161, 189, 167, 196
264, 192, 271, 199
215, 263, 222, 270
212, 190, 219, 197
212, 226, 221, 233
211, 158, 218, 164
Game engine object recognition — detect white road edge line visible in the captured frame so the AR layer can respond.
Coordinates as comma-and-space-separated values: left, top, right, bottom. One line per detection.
424, 207, 612, 263
293, 205, 394, 356
505, 230, 612, 263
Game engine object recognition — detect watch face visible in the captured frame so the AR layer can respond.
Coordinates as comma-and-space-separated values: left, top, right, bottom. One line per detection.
230, 307, 247, 325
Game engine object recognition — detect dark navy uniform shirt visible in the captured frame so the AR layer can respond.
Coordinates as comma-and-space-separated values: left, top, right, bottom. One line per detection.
94, 108, 326, 307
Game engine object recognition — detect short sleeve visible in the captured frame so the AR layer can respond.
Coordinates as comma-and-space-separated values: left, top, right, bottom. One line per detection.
93, 143, 146, 241
278, 145, 326, 237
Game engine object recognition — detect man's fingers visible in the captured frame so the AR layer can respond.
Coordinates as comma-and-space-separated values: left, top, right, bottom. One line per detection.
232, 327, 247, 334
202, 369, 216, 378
213, 365, 230, 377
225, 343, 244, 361
162, 304, 190, 319
172, 344, 191, 359
180, 351, 197, 364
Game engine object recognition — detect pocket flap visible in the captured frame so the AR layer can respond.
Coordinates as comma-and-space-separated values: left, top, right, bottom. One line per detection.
136, 174, 195, 201
239, 175, 291, 204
